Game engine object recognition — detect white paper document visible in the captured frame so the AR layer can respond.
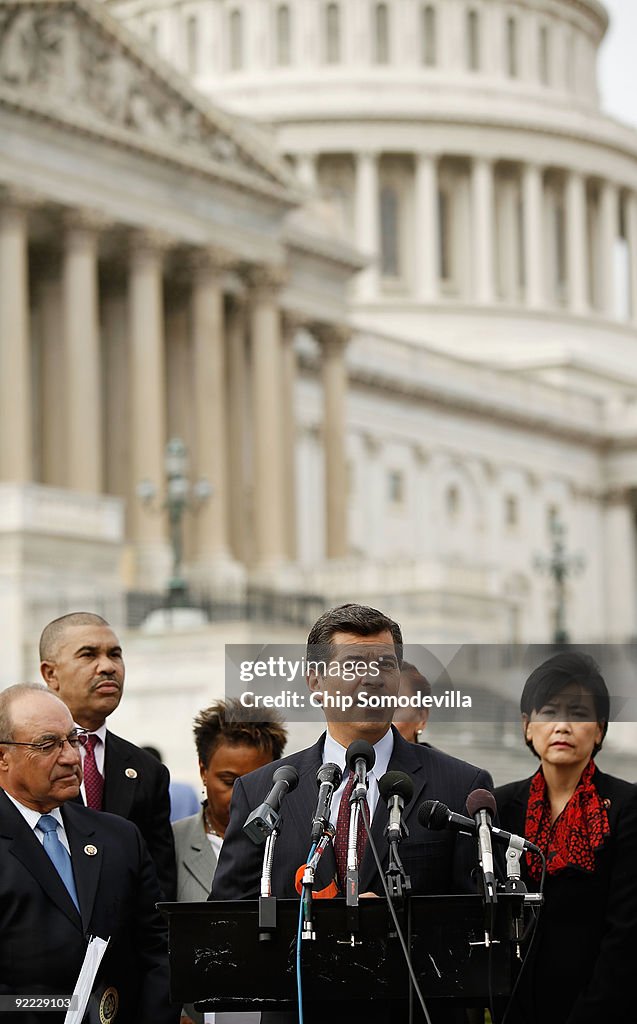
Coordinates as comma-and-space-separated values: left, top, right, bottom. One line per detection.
64, 935, 110, 1024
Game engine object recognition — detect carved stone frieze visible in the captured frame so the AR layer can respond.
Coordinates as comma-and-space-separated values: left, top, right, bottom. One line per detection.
0, 2, 280, 186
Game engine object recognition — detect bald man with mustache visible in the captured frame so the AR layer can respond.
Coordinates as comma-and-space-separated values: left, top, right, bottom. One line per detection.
40, 611, 176, 900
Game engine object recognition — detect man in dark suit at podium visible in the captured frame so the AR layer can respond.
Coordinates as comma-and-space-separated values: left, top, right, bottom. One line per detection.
212, 604, 494, 1022
0, 683, 179, 1024
40, 611, 177, 900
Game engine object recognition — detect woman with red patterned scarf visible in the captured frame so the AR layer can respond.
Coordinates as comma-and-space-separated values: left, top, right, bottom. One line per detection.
495, 651, 637, 1024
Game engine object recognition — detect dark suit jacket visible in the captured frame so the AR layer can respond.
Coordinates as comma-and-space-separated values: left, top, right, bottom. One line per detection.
212, 728, 493, 900
495, 769, 637, 1024
102, 730, 177, 900
0, 788, 180, 1024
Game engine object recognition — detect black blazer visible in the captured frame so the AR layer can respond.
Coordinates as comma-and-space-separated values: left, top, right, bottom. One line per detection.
496, 769, 637, 1024
102, 731, 177, 900
212, 728, 494, 900
0, 788, 180, 1024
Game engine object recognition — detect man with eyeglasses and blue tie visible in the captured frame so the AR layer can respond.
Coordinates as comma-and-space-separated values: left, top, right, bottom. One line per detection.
0, 682, 179, 1024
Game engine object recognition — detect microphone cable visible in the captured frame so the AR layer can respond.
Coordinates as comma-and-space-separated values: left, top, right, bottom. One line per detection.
358, 799, 433, 1024
296, 841, 317, 1024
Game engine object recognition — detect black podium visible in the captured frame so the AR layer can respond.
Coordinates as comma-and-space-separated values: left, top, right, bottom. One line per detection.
161, 895, 515, 1017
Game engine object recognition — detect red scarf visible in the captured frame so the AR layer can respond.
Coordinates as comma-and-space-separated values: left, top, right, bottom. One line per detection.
524, 760, 610, 880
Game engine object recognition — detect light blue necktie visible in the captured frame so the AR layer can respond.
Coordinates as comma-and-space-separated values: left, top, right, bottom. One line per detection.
36, 814, 80, 913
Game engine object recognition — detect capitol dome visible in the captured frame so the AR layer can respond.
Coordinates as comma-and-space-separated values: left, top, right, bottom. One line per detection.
108, 0, 637, 378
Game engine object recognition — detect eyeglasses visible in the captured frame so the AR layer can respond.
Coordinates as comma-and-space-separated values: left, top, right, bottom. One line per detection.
0, 729, 89, 755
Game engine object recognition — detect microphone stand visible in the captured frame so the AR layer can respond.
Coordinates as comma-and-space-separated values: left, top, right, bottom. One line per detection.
258, 828, 278, 940
301, 825, 335, 942
346, 793, 365, 936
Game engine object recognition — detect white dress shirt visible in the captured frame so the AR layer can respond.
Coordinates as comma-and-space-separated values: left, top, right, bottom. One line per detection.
323, 727, 394, 826
4, 791, 71, 854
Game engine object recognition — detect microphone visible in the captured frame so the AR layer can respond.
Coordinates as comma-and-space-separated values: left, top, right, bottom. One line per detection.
243, 765, 300, 846
310, 762, 342, 844
345, 739, 375, 801
378, 771, 414, 843
418, 798, 541, 854
466, 789, 497, 902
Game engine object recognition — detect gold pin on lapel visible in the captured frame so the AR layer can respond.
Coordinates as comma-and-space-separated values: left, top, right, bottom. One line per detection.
84, 844, 98, 856
125, 768, 137, 779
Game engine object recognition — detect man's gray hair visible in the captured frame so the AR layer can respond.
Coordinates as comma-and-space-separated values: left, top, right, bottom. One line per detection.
0, 683, 51, 742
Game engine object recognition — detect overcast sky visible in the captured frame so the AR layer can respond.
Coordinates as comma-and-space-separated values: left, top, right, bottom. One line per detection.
598, 0, 637, 128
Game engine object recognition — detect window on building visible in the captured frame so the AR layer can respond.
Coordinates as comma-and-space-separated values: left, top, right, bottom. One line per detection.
547, 504, 559, 533
325, 3, 341, 64
467, 10, 480, 71
229, 9, 243, 71
505, 495, 519, 527
186, 14, 198, 74
446, 484, 461, 519
380, 184, 401, 277
276, 4, 291, 66
554, 195, 567, 298
565, 32, 575, 91
506, 17, 518, 78
438, 188, 451, 281
539, 25, 550, 85
421, 5, 436, 66
149, 21, 158, 49
388, 470, 404, 505
374, 3, 390, 65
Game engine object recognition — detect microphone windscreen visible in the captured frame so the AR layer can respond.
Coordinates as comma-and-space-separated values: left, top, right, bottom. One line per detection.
272, 764, 300, 791
378, 770, 414, 804
345, 739, 376, 772
466, 788, 497, 818
317, 762, 342, 787
417, 799, 449, 830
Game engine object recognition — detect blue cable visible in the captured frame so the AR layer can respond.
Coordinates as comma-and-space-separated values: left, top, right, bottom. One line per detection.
296, 843, 317, 1024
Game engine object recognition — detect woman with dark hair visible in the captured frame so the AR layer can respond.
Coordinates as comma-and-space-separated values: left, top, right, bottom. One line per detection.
496, 651, 637, 1024
173, 699, 287, 1024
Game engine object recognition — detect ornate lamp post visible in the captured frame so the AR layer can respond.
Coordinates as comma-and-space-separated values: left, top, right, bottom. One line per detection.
534, 515, 585, 644
137, 438, 212, 605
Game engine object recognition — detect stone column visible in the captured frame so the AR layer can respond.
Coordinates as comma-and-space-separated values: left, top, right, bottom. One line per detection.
226, 295, 248, 563
317, 323, 350, 560
627, 191, 637, 325
566, 170, 588, 315
190, 248, 233, 572
62, 212, 104, 493
522, 162, 544, 308
603, 489, 637, 641
599, 179, 618, 318
414, 152, 439, 302
471, 157, 495, 304
37, 270, 66, 487
127, 232, 168, 582
247, 266, 287, 568
0, 193, 32, 482
354, 151, 379, 300
281, 312, 302, 562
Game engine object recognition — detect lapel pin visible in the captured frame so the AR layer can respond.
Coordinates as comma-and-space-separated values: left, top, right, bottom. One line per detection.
84, 844, 98, 856
125, 768, 138, 779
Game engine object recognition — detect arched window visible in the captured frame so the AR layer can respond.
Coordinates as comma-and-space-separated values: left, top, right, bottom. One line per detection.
380, 184, 401, 277
276, 4, 291, 66
229, 9, 243, 71
505, 495, 519, 527
565, 32, 575, 90
506, 17, 518, 78
186, 14, 198, 74
467, 10, 480, 71
325, 3, 340, 64
539, 25, 550, 85
374, 3, 390, 65
421, 5, 436, 66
